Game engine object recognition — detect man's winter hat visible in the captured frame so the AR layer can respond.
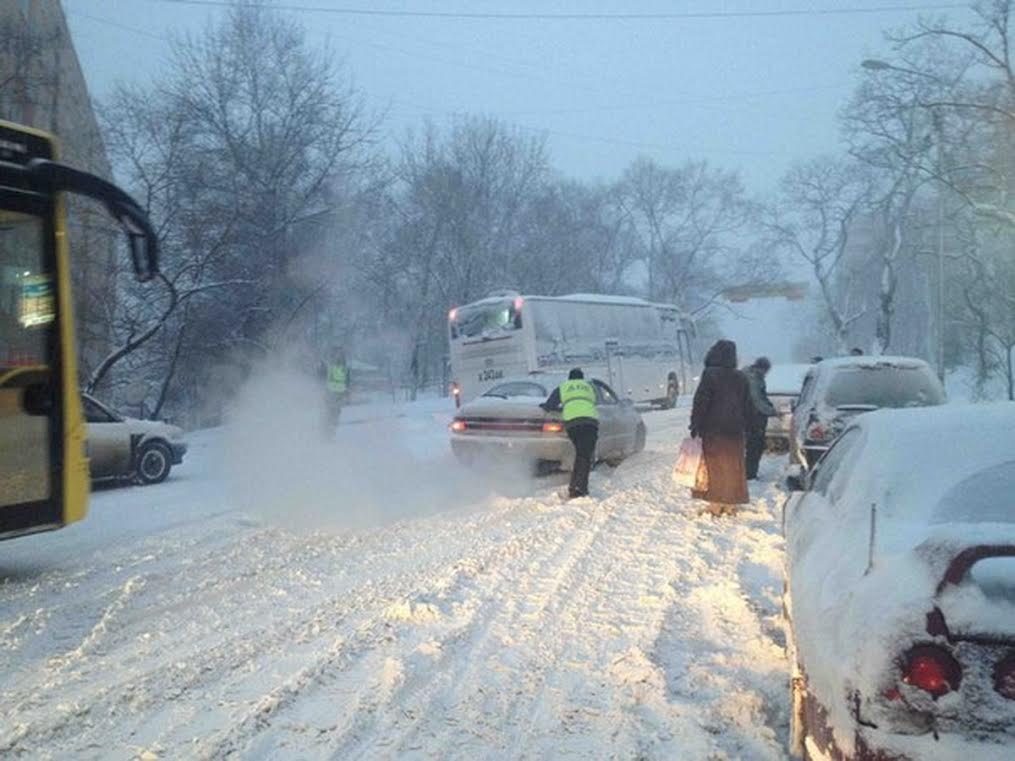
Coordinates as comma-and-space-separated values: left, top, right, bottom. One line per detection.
753, 356, 772, 371
568, 368, 584, 380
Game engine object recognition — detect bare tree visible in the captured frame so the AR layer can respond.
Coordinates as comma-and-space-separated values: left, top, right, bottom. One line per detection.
856, 0, 1015, 389
95, 4, 372, 418
614, 157, 760, 311
766, 157, 874, 353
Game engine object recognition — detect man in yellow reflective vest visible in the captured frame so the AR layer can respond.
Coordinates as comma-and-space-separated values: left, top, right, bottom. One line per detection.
541, 368, 599, 499
323, 348, 349, 432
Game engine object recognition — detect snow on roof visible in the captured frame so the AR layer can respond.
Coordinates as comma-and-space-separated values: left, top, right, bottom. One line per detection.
845, 402, 1015, 551
549, 293, 654, 306
765, 363, 812, 394
814, 355, 930, 371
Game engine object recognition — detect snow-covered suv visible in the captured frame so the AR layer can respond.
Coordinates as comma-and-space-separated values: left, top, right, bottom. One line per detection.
789, 356, 945, 468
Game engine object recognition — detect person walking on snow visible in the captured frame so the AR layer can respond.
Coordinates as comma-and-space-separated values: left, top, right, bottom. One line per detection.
689, 340, 750, 516
541, 368, 599, 499
322, 347, 349, 433
743, 356, 777, 480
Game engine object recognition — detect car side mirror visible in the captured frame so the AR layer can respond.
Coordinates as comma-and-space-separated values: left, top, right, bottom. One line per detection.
786, 464, 806, 492
620, 398, 634, 407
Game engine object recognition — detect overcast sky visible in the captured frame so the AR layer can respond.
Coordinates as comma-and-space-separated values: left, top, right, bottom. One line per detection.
63, 0, 977, 193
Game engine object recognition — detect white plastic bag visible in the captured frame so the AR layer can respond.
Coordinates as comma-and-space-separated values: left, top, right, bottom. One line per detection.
672, 436, 708, 491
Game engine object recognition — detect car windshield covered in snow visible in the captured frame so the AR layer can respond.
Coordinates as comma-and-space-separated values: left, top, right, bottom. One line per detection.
482, 381, 549, 399
765, 364, 811, 395
825, 364, 945, 408
450, 300, 521, 339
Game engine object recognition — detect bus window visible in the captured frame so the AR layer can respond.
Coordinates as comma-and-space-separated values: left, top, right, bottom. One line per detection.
0, 209, 54, 509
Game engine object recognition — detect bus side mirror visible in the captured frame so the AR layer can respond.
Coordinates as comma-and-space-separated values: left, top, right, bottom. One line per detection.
26, 158, 159, 282
128, 232, 157, 282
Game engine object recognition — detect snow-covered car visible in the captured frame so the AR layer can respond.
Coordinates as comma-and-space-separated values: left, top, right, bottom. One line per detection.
783, 403, 1015, 761
790, 356, 945, 468
82, 393, 187, 484
764, 363, 812, 452
449, 375, 645, 473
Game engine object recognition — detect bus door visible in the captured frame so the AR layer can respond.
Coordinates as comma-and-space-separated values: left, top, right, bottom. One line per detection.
0, 206, 58, 533
676, 327, 694, 392
604, 339, 626, 397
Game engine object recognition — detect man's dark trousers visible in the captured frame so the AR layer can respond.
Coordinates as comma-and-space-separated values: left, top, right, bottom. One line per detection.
566, 421, 599, 498
745, 414, 767, 480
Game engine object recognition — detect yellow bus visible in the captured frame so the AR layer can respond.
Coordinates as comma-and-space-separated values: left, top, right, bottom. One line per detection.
0, 120, 158, 540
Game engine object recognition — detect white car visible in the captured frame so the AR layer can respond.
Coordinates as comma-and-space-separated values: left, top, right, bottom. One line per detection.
449, 375, 646, 474
82, 393, 187, 484
783, 403, 1015, 760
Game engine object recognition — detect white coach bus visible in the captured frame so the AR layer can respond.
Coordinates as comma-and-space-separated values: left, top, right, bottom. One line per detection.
448, 291, 695, 406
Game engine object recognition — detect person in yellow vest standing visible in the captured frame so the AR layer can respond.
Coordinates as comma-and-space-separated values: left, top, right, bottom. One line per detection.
541, 368, 599, 499
323, 347, 349, 433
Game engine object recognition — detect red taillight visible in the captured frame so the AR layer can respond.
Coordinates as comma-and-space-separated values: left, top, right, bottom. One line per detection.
901, 645, 961, 698
542, 421, 564, 434
994, 653, 1015, 700
807, 422, 828, 441
450, 419, 467, 433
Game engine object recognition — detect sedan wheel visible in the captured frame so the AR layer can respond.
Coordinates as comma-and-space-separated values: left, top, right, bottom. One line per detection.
137, 442, 172, 485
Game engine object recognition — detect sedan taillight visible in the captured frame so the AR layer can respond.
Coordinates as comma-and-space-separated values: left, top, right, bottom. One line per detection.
450, 419, 467, 433
901, 645, 962, 699
994, 653, 1015, 700
807, 422, 828, 442
542, 421, 564, 434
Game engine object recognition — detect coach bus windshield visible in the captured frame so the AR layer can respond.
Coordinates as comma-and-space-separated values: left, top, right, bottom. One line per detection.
450, 300, 522, 339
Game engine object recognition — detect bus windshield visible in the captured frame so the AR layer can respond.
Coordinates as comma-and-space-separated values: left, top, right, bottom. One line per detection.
451, 300, 521, 339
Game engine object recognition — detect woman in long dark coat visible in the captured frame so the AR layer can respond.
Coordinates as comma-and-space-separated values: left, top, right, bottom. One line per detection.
689, 339, 750, 515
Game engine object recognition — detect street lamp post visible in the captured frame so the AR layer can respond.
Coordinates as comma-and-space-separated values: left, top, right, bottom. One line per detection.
861, 58, 948, 381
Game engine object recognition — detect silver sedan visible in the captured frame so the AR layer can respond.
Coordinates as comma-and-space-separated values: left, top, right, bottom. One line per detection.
449, 375, 646, 474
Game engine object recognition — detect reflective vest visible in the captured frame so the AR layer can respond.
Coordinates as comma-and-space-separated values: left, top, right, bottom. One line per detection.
559, 379, 598, 422
327, 363, 348, 394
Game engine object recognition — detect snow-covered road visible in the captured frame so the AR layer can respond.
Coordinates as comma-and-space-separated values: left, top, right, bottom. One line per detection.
1, 403, 790, 760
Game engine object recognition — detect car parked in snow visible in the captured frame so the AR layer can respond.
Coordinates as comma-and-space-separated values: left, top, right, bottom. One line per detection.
783, 403, 1015, 761
763, 363, 812, 452
790, 356, 945, 468
449, 374, 645, 473
82, 393, 187, 484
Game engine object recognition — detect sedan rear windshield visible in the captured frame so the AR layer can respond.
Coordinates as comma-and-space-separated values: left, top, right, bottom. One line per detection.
825, 366, 945, 408
932, 460, 1015, 526
484, 381, 548, 398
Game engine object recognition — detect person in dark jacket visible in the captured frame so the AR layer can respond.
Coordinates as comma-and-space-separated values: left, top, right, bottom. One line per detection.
542, 368, 599, 499
743, 356, 777, 480
689, 339, 750, 515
